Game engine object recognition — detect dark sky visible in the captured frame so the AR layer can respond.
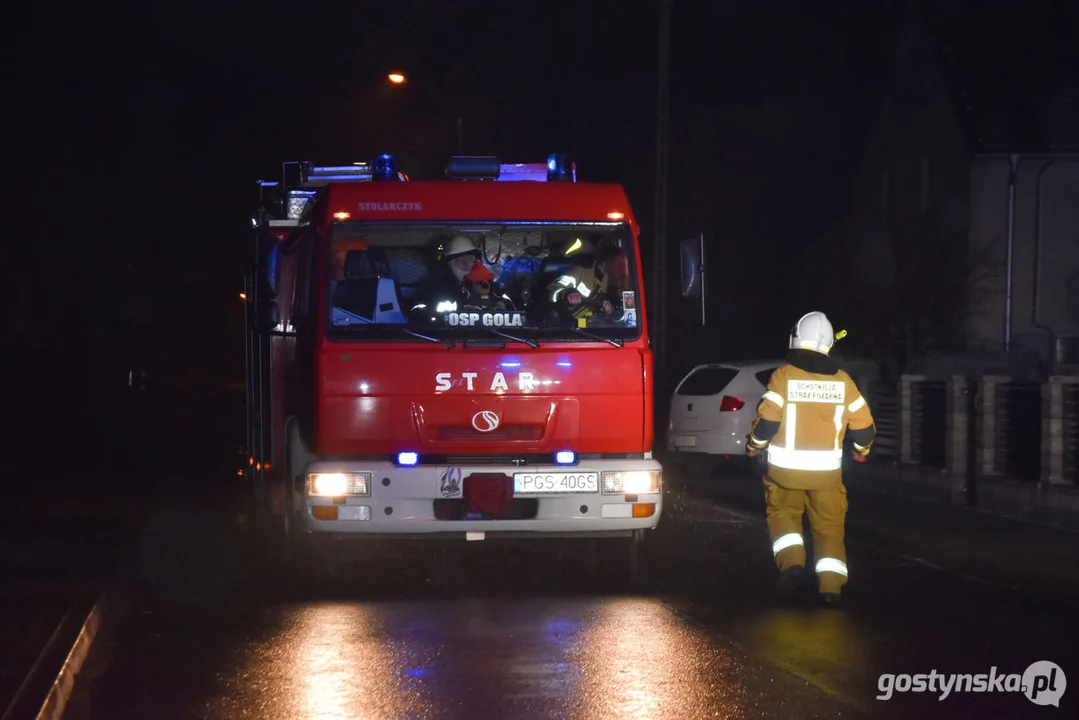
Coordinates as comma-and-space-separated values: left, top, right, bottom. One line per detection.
10, 0, 1075, 379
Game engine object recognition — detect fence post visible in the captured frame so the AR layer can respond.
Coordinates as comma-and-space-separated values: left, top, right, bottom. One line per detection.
1042, 378, 1060, 488
945, 375, 970, 504
899, 374, 926, 464
1042, 377, 1079, 488
978, 375, 1009, 477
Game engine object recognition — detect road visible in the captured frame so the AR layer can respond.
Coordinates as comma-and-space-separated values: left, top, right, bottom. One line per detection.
52, 461, 1077, 720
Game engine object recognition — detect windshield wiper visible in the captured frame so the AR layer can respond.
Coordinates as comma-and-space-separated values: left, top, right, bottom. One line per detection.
566, 327, 624, 348
392, 326, 455, 348
475, 327, 540, 348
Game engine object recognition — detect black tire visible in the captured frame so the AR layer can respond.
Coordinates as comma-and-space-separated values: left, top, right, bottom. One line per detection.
279, 449, 327, 591
245, 482, 324, 596
280, 495, 339, 593
283, 530, 329, 595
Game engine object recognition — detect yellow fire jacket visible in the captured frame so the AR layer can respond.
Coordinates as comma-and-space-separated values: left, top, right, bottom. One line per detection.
749, 350, 876, 477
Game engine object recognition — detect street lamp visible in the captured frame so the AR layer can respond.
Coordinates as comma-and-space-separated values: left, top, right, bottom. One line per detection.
386, 72, 464, 155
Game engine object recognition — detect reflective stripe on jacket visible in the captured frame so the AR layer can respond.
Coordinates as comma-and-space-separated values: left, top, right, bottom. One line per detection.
548, 266, 606, 303
752, 364, 874, 472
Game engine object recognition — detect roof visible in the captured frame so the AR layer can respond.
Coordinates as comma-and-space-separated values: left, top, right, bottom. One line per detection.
918, 0, 1079, 151
323, 181, 636, 224
689, 359, 785, 372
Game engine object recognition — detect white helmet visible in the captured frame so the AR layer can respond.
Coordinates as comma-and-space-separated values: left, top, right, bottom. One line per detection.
789, 311, 835, 355
445, 235, 477, 259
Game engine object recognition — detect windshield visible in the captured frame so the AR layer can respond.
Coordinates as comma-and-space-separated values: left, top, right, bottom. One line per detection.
326, 223, 642, 344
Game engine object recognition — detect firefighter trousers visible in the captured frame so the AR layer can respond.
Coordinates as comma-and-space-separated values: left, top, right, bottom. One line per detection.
762, 473, 849, 594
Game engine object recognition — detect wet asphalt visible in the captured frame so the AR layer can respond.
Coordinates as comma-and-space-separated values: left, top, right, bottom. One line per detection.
49, 458, 1077, 720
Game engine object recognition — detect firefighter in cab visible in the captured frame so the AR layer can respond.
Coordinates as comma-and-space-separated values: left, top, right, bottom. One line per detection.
545, 235, 625, 321
411, 235, 481, 318
745, 311, 876, 608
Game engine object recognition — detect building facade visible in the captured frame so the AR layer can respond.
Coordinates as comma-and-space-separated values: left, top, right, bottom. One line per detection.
967, 155, 1079, 371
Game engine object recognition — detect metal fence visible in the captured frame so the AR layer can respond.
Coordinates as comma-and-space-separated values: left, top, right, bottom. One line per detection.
995, 383, 1043, 482
869, 386, 899, 459
895, 374, 1079, 489
1065, 383, 1079, 486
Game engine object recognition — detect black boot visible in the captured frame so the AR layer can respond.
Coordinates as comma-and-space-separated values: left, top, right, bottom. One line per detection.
776, 566, 805, 599
819, 592, 843, 609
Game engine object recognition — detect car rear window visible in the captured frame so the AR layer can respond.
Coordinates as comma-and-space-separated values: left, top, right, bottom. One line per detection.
755, 368, 777, 387
676, 367, 738, 396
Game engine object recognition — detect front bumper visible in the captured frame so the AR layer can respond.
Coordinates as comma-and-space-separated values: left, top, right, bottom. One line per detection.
292, 458, 663, 540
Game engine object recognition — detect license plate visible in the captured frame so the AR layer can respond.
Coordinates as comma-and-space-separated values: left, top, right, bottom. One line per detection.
674, 435, 697, 447
513, 471, 599, 495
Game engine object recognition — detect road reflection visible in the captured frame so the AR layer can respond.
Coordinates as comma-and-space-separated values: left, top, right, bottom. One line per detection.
234, 602, 433, 720
576, 598, 748, 719
227, 597, 785, 719
295, 604, 418, 720
740, 608, 876, 700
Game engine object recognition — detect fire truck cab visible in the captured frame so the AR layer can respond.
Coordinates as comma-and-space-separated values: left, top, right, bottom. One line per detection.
244, 153, 663, 579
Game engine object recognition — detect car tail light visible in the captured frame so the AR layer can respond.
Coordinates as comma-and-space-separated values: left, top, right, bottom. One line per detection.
720, 395, 744, 412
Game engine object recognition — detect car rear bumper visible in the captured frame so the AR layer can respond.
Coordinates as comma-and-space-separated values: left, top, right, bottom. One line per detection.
293, 459, 663, 539
666, 429, 745, 456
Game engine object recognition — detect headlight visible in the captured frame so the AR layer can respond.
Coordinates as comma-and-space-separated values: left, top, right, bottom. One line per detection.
307, 472, 371, 497
602, 470, 661, 495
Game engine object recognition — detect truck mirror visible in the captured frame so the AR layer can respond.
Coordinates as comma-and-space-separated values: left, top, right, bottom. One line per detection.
680, 237, 703, 299
256, 301, 279, 333
257, 231, 281, 300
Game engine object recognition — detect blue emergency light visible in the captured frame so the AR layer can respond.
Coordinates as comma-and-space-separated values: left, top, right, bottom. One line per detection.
397, 451, 419, 466
554, 450, 577, 465
373, 153, 398, 182
547, 153, 574, 182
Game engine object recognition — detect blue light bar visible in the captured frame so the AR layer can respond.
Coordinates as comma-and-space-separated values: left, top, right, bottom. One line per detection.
555, 450, 576, 465
397, 451, 419, 466
497, 163, 548, 182
446, 156, 501, 180
496, 159, 578, 182
373, 154, 398, 182
303, 165, 372, 185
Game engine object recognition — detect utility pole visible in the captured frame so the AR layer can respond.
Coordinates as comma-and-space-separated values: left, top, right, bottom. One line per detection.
653, 0, 672, 389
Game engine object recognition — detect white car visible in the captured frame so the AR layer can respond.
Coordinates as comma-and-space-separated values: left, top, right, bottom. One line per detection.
666, 360, 783, 465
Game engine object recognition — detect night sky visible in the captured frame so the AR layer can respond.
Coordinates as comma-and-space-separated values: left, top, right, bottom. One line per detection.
9, 0, 1077, 389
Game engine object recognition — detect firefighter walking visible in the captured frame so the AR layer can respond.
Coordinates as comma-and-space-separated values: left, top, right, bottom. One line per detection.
746, 311, 876, 607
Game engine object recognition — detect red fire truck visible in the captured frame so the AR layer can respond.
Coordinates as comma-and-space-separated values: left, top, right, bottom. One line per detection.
244, 153, 663, 580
